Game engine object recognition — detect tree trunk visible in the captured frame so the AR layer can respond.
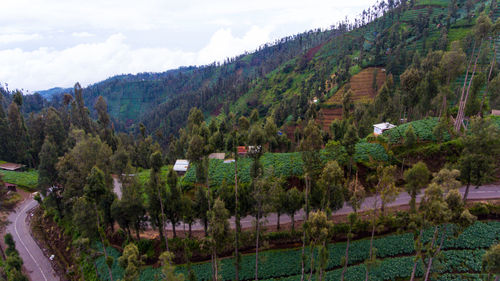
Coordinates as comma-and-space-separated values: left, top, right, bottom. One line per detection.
292, 214, 295, 232
463, 182, 471, 202
277, 211, 281, 231
93, 260, 99, 280
301, 173, 310, 281
126, 226, 131, 240
96, 209, 114, 281
409, 229, 423, 281
135, 227, 140, 241
189, 223, 192, 238
157, 188, 169, 252
455, 42, 476, 131
300, 227, 306, 281
255, 206, 261, 281
308, 246, 314, 281
480, 40, 496, 115
366, 220, 376, 281
305, 175, 310, 220
157, 216, 164, 244
341, 231, 351, 281
423, 226, 439, 281
409, 259, 419, 281
410, 191, 417, 213
456, 39, 482, 132
172, 222, 176, 238
235, 154, 240, 281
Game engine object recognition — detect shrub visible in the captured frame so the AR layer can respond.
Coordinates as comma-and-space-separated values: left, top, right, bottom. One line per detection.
469, 203, 490, 217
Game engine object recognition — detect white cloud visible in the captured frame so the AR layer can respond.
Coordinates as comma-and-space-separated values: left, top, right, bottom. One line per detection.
0, 28, 273, 90
197, 26, 271, 64
0, 33, 41, 44
0, 0, 377, 90
71, 32, 94, 38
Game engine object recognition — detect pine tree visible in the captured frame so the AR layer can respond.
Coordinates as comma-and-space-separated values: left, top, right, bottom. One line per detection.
38, 137, 59, 194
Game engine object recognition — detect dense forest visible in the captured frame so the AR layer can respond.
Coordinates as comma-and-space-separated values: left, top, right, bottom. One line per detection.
0, 0, 500, 280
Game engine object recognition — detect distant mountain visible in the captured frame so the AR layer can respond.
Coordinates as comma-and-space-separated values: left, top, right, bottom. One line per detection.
45, 0, 496, 140
37, 87, 72, 100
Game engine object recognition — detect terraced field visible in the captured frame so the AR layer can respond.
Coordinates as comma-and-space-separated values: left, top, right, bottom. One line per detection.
317, 107, 342, 131
325, 67, 386, 105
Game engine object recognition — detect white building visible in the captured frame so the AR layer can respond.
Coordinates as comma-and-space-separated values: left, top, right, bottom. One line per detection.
373, 122, 396, 135
173, 159, 189, 175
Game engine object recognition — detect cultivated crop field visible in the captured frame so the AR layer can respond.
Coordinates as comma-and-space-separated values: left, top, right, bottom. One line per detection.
180, 143, 388, 187
325, 67, 386, 105
383, 117, 451, 144
94, 221, 500, 281
0, 170, 38, 190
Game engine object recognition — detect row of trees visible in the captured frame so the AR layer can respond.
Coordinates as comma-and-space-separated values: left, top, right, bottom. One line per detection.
1, 234, 29, 281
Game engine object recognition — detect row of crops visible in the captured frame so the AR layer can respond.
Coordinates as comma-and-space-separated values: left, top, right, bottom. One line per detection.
384, 115, 500, 145
95, 221, 500, 281
0, 169, 38, 190
262, 250, 486, 281
383, 117, 451, 144
180, 141, 388, 187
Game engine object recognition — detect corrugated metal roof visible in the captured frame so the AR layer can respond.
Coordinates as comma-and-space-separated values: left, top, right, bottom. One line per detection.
373, 122, 396, 130
0, 163, 24, 171
173, 159, 189, 172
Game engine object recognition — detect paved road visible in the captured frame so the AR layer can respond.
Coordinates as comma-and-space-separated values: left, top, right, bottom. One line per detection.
5, 195, 59, 281
163, 184, 500, 231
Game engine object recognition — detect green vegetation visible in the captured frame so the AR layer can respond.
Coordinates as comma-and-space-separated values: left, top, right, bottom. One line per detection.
179, 144, 388, 187
383, 118, 452, 144
1, 1, 498, 281
93, 221, 500, 281
1, 234, 29, 281
0, 170, 38, 189
136, 165, 171, 186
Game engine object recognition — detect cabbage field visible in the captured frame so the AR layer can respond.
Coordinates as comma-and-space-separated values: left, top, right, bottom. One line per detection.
181, 142, 388, 187
94, 221, 500, 281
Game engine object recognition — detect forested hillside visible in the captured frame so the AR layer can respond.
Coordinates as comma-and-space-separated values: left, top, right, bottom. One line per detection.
1, 0, 500, 281
2, 0, 497, 148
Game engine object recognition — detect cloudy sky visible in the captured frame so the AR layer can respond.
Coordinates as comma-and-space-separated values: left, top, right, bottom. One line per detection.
0, 0, 375, 92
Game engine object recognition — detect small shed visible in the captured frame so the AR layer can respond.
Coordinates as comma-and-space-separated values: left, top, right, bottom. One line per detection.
208, 153, 225, 160
373, 122, 396, 135
173, 159, 189, 176
223, 159, 235, 164
0, 163, 25, 171
237, 146, 247, 156
492, 109, 500, 116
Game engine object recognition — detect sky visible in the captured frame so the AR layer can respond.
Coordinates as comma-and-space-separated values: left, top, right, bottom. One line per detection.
0, 0, 376, 92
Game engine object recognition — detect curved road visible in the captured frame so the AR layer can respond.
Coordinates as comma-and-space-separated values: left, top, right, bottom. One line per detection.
5, 195, 59, 281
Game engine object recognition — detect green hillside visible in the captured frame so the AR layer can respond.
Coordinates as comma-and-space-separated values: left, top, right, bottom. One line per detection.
43, 0, 493, 143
